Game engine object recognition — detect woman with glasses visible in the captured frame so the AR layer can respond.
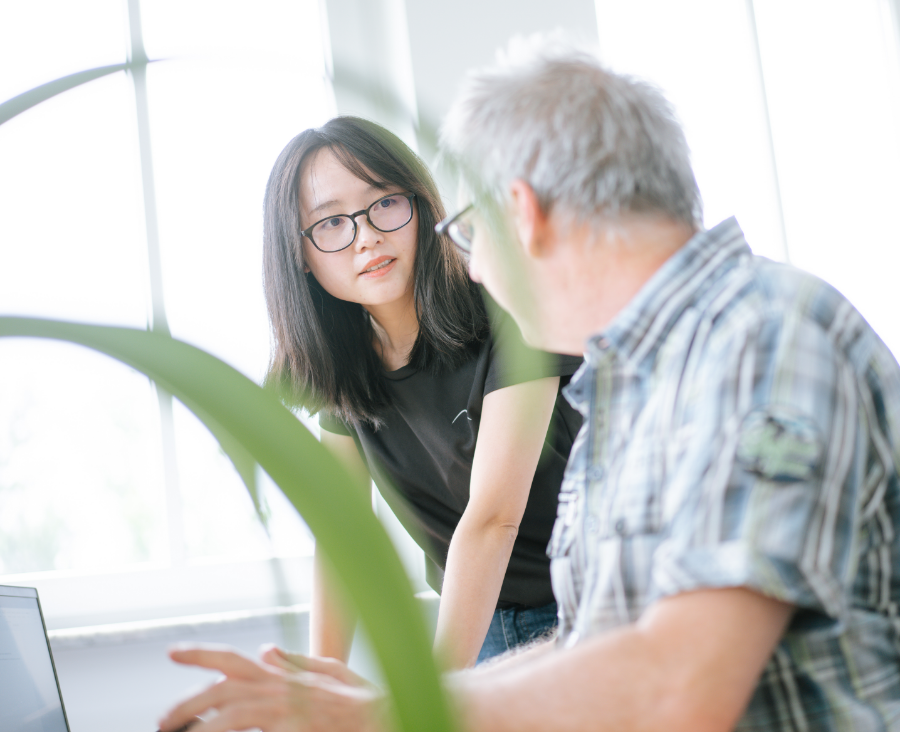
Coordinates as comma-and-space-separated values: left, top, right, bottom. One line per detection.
263, 116, 581, 668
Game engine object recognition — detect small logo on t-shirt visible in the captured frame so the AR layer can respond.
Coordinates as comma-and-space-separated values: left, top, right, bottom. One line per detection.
452, 409, 472, 424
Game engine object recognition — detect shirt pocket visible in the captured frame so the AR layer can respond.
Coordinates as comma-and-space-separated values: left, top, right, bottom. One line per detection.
595, 478, 662, 539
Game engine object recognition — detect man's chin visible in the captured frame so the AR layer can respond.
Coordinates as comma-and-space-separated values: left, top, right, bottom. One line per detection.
487, 290, 557, 351
517, 319, 552, 351
521, 321, 583, 357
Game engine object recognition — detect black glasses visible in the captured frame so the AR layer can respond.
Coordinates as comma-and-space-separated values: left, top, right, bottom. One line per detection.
435, 203, 474, 254
301, 192, 416, 253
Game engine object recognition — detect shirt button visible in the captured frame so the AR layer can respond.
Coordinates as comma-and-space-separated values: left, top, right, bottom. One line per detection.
614, 518, 627, 535
596, 337, 610, 350
588, 466, 604, 481
586, 516, 598, 534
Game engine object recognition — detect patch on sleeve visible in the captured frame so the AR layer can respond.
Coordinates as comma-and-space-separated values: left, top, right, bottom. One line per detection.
735, 406, 824, 483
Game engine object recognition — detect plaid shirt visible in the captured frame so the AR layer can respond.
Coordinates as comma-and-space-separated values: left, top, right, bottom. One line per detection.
550, 217, 900, 730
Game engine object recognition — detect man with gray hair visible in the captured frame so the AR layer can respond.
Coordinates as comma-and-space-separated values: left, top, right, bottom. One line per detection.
160, 37, 900, 732
434, 36, 900, 731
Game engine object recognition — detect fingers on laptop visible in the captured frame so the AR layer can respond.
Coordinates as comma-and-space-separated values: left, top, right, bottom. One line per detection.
169, 646, 269, 680
259, 645, 370, 688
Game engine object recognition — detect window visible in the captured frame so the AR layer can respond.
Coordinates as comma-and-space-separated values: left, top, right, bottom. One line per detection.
594, 0, 900, 357
0, 0, 331, 626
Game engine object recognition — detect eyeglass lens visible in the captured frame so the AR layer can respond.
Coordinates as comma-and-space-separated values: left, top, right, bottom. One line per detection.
312, 194, 412, 251
448, 218, 474, 253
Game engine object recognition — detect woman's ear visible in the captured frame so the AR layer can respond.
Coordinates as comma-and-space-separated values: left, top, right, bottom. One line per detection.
508, 179, 550, 258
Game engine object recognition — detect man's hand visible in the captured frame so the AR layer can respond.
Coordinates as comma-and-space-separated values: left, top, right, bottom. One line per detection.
158, 645, 386, 732
259, 645, 374, 689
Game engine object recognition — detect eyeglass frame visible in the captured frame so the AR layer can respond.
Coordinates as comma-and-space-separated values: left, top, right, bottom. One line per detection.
434, 203, 474, 254
300, 192, 417, 253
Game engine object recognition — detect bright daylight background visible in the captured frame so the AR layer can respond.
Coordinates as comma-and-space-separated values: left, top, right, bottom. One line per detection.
594, 0, 900, 355
1, 0, 899, 626
0, 0, 328, 582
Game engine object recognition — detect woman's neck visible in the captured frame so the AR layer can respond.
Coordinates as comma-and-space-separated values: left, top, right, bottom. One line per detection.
366, 291, 420, 371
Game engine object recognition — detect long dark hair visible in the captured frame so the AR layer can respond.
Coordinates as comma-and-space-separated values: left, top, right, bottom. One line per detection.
263, 116, 487, 427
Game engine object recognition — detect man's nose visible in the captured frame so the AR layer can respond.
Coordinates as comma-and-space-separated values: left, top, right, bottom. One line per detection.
467, 253, 482, 283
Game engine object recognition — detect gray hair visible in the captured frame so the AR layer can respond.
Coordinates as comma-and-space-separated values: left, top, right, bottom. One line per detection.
440, 34, 703, 230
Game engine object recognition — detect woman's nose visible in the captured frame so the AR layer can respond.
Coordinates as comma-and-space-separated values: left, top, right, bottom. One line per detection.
353, 215, 382, 250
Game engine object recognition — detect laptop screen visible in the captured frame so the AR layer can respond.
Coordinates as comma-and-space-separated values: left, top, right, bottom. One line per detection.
0, 586, 69, 732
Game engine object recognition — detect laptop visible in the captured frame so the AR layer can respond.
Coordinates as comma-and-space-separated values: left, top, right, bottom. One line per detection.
0, 584, 71, 731
0, 584, 203, 732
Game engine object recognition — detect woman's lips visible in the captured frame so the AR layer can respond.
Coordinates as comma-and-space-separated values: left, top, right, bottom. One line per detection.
359, 257, 396, 278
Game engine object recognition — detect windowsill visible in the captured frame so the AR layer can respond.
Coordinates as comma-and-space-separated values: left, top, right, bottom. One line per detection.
2, 554, 315, 630
47, 590, 441, 650
48, 602, 313, 649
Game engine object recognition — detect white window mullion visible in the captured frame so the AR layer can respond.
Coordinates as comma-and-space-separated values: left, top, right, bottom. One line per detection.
743, 0, 790, 264
124, 0, 186, 568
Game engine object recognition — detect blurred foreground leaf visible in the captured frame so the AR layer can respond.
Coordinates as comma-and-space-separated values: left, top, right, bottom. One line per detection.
0, 316, 455, 732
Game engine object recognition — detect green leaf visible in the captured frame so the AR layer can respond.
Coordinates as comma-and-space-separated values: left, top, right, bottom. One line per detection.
0, 316, 456, 732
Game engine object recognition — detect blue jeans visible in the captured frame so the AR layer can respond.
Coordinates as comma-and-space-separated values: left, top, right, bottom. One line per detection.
476, 601, 558, 665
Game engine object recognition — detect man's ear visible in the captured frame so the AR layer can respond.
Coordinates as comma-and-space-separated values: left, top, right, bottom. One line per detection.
508, 179, 550, 258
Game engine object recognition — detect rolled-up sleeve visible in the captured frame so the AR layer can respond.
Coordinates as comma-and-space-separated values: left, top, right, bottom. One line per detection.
651, 311, 862, 619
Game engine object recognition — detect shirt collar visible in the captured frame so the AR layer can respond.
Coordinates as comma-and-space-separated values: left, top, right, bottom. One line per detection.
585, 217, 752, 367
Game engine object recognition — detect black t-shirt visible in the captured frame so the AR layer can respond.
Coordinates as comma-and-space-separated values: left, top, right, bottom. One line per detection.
319, 312, 583, 609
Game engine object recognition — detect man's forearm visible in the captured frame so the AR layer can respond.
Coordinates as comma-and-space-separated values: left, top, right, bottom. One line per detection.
448, 588, 792, 732
459, 632, 556, 676
448, 624, 662, 732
